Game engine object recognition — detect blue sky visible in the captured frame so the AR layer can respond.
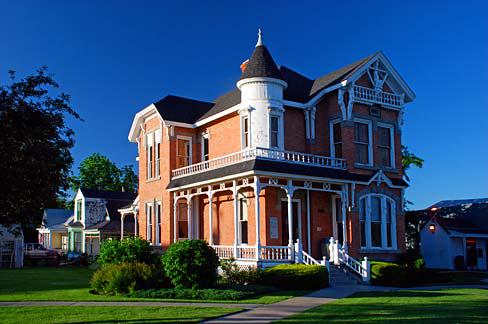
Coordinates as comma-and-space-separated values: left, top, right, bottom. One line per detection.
1, 0, 487, 209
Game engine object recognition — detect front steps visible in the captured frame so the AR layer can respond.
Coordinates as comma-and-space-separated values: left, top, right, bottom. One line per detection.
329, 264, 363, 286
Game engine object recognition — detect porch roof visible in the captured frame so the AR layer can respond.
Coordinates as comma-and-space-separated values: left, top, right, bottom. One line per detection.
167, 159, 408, 189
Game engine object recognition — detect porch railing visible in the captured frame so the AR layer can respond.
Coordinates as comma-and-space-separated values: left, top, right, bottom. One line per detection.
172, 147, 346, 178
260, 246, 290, 261
211, 245, 291, 262
352, 85, 404, 108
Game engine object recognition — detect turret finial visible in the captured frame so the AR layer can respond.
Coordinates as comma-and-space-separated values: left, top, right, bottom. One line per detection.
256, 28, 263, 47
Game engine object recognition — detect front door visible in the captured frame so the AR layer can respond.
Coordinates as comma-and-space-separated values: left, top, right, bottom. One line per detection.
281, 201, 300, 246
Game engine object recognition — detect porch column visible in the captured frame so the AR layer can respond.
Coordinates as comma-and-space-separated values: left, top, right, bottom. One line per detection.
120, 213, 125, 239
134, 212, 138, 237
286, 180, 294, 260
341, 187, 348, 252
306, 189, 311, 253
233, 180, 238, 258
173, 195, 178, 243
208, 190, 213, 246
254, 178, 261, 261
187, 197, 193, 240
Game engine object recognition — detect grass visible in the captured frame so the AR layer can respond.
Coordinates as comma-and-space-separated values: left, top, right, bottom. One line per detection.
0, 306, 241, 323
275, 288, 488, 323
0, 267, 309, 304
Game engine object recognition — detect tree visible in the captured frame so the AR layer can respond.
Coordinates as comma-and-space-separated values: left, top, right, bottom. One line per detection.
0, 68, 81, 230
402, 145, 424, 182
70, 153, 138, 193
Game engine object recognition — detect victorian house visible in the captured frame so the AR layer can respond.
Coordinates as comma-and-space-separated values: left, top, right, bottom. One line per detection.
126, 31, 414, 272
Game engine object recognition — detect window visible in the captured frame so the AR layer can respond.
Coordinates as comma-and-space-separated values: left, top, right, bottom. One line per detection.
146, 132, 154, 179
176, 137, 191, 168
242, 116, 250, 148
333, 196, 344, 243
155, 129, 161, 177
76, 200, 82, 221
178, 203, 188, 239
202, 134, 209, 161
238, 197, 248, 244
331, 121, 342, 158
378, 124, 394, 168
146, 203, 153, 242
354, 121, 371, 165
359, 194, 396, 249
155, 202, 161, 245
270, 116, 279, 148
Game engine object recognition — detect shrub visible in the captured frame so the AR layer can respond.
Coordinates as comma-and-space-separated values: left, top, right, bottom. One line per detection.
162, 239, 219, 289
370, 261, 409, 287
414, 257, 425, 270
220, 258, 262, 285
261, 264, 329, 290
129, 288, 255, 301
91, 262, 170, 295
97, 237, 152, 266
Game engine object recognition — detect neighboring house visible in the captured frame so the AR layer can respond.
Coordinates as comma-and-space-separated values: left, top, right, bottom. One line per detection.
0, 224, 23, 268
37, 208, 73, 252
127, 31, 413, 269
67, 188, 137, 256
416, 198, 488, 270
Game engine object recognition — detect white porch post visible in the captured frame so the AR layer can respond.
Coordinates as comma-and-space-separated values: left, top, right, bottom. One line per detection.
254, 177, 261, 261
287, 180, 294, 260
120, 213, 125, 239
306, 189, 311, 253
208, 190, 213, 246
134, 212, 138, 237
187, 197, 193, 240
233, 180, 238, 258
173, 194, 178, 243
341, 186, 348, 253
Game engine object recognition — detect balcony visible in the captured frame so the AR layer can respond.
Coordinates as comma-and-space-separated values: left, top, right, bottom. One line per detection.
352, 85, 404, 108
171, 147, 346, 179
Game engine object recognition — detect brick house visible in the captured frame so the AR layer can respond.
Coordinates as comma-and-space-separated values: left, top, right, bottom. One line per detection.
126, 31, 414, 270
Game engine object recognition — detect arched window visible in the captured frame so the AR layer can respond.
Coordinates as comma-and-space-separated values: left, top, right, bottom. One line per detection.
359, 194, 397, 249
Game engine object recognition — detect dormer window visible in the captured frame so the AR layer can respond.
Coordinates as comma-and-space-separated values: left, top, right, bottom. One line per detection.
75, 200, 82, 221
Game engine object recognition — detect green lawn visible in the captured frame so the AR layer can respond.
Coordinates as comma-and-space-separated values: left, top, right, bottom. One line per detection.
0, 267, 307, 304
276, 288, 488, 323
0, 306, 241, 323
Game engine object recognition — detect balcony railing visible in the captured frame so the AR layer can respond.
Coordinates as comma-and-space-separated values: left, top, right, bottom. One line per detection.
352, 85, 404, 108
171, 147, 347, 178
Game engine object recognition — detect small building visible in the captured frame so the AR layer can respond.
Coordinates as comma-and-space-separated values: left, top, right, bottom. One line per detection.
0, 224, 24, 268
37, 208, 73, 252
418, 198, 488, 270
66, 188, 137, 256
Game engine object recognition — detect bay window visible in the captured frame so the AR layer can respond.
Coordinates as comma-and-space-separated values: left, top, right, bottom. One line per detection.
354, 120, 372, 165
359, 194, 396, 250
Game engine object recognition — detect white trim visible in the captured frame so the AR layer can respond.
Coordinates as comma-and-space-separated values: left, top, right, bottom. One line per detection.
236, 77, 288, 90
377, 122, 395, 169
359, 194, 397, 250
353, 117, 373, 166
194, 104, 241, 127
165, 121, 194, 128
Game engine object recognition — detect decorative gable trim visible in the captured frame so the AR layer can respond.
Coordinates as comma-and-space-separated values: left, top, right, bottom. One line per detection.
368, 170, 394, 188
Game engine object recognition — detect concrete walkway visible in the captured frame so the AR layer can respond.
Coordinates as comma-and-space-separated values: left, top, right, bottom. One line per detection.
204, 285, 379, 324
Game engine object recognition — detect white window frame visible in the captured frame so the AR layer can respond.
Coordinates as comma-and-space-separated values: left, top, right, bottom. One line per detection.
359, 194, 397, 250
176, 135, 192, 168
353, 118, 373, 166
146, 132, 154, 179
377, 122, 395, 168
241, 115, 250, 149
269, 114, 280, 149
155, 128, 162, 177
146, 202, 153, 242
329, 119, 342, 158
238, 194, 249, 245
155, 201, 161, 245
201, 132, 209, 161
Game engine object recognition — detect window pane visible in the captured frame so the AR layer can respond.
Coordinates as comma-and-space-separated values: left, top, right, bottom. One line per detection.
371, 223, 382, 247
333, 123, 341, 142
371, 197, 381, 222
386, 201, 392, 223
241, 221, 248, 244
357, 144, 369, 164
360, 222, 366, 247
359, 199, 365, 221
177, 139, 190, 168
337, 222, 344, 243
355, 123, 369, 143
271, 116, 279, 131
378, 127, 390, 147
203, 138, 209, 161
379, 147, 390, 167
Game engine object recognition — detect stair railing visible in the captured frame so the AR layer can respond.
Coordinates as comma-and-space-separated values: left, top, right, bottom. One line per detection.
328, 237, 370, 282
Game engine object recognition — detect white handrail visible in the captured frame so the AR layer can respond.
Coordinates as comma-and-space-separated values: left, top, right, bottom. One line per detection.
172, 147, 346, 178
337, 248, 370, 282
302, 250, 320, 265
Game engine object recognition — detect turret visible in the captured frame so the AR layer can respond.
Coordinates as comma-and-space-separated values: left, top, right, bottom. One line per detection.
236, 29, 287, 150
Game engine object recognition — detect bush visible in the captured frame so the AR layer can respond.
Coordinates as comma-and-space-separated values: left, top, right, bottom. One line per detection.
97, 237, 152, 266
414, 257, 425, 270
220, 258, 262, 285
261, 264, 329, 290
162, 239, 219, 289
370, 261, 409, 287
91, 262, 170, 295
129, 288, 255, 301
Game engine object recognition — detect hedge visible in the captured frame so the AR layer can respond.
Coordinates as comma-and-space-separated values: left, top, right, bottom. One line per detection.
261, 264, 329, 290
129, 288, 255, 301
370, 261, 409, 287
97, 237, 153, 266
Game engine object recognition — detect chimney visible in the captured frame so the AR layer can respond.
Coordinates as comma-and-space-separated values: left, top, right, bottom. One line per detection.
240, 59, 249, 73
